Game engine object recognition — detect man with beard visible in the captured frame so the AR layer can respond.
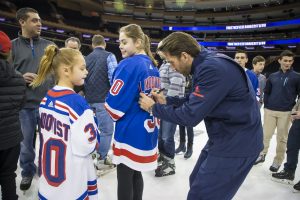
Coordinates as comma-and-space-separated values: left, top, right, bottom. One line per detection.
139, 32, 263, 200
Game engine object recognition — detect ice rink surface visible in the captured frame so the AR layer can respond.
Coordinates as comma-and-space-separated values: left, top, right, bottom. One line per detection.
4, 110, 300, 200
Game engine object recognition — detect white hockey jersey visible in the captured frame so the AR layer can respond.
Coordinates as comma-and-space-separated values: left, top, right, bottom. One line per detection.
38, 86, 99, 200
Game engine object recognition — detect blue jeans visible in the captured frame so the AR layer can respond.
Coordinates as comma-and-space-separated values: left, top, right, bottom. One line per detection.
158, 120, 177, 159
90, 103, 114, 159
19, 108, 39, 177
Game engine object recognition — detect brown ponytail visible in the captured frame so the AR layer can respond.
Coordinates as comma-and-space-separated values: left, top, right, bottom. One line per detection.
143, 34, 157, 66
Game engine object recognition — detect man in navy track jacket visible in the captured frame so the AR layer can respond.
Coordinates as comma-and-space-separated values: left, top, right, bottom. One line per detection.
139, 32, 263, 200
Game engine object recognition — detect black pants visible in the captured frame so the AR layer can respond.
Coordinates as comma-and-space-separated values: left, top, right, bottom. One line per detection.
179, 125, 194, 145
117, 164, 143, 200
284, 119, 300, 172
0, 144, 20, 200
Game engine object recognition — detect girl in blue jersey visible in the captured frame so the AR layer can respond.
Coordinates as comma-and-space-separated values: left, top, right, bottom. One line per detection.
31, 45, 100, 200
104, 24, 160, 200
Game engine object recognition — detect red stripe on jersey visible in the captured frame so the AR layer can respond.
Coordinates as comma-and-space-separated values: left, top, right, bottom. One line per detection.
113, 144, 158, 163
88, 185, 97, 191
48, 89, 75, 98
55, 102, 78, 120
104, 104, 121, 121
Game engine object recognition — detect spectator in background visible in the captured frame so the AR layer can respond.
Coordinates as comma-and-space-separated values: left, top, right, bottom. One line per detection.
255, 50, 300, 173
234, 50, 260, 102
0, 31, 26, 200
272, 98, 300, 192
84, 34, 118, 170
65, 37, 81, 50
155, 48, 185, 177
65, 37, 83, 94
175, 75, 194, 159
11, 7, 54, 191
252, 55, 266, 108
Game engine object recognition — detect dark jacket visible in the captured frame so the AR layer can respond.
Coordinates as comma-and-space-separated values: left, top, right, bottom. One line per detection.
153, 49, 263, 157
0, 59, 26, 150
84, 47, 117, 103
11, 33, 54, 108
264, 69, 300, 111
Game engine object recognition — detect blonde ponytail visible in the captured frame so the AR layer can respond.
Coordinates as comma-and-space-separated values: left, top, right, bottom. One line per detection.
31, 45, 82, 88
31, 45, 58, 88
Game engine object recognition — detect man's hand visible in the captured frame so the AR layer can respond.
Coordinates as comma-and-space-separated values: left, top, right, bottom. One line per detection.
150, 88, 167, 104
23, 72, 37, 84
291, 111, 300, 121
139, 93, 156, 112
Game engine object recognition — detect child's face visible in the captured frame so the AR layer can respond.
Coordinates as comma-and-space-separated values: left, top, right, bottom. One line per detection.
119, 32, 139, 58
70, 55, 88, 86
253, 61, 265, 73
234, 53, 248, 68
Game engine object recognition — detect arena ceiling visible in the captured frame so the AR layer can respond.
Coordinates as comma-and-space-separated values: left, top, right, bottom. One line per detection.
48, 0, 299, 27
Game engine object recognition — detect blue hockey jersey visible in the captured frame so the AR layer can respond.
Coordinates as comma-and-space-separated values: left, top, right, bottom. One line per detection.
38, 86, 99, 200
105, 54, 160, 171
245, 69, 260, 101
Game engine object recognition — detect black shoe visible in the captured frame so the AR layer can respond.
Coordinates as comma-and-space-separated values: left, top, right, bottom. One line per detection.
175, 143, 186, 154
254, 154, 265, 165
293, 181, 300, 192
272, 170, 294, 184
269, 163, 280, 172
20, 176, 33, 191
184, 144, 193, 159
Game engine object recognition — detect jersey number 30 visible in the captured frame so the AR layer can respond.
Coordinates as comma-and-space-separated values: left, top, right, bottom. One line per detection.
41, 138, 66, 187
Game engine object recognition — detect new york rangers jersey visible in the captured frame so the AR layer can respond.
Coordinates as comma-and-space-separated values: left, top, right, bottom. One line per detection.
38, 86, 99, 200
105, 54, 160, 171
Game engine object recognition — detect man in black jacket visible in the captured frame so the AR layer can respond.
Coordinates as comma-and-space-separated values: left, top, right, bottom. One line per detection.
0, 31, 26, 200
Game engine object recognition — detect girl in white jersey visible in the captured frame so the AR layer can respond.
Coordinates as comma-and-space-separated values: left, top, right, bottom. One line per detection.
31, 45, 100, 200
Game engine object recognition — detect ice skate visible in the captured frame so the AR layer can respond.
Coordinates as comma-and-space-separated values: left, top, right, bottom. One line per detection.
20, 176, 33, 195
